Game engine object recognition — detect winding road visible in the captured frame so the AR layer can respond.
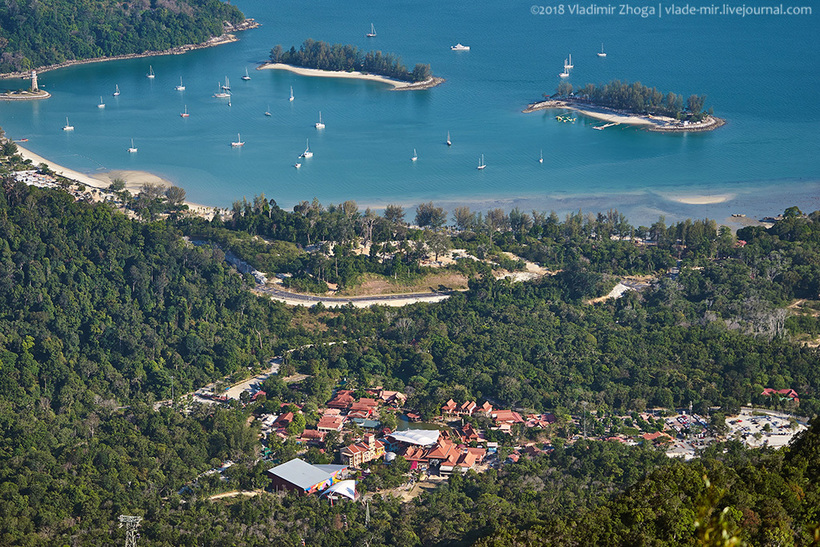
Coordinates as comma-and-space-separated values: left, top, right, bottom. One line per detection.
253, 284, 451, 307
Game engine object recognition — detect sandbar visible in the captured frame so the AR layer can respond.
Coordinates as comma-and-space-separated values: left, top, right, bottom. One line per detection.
258, 63, 443, 90
665, 193, 736, 205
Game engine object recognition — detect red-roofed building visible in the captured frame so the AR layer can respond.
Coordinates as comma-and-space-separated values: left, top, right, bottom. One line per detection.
378, 390, 407, 406
299, 429, 327, 445
441, 399, 458, 415
761, 388, 800, 404
425, 438, 458, 465
458, 401, 477, 416
350, 398, 378, 416
317, 415, 345, 432
641, 431, 673, 444
327, 390, 356, 410
492, 410, 525, 426
273, 412, 294, 429
340, 434, 385, 467
459, 423, 483, 443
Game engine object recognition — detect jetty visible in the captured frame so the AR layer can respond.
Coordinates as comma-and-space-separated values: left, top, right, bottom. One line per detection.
593, 122, 619, 130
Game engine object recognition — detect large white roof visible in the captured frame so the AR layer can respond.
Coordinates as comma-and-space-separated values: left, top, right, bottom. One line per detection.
266, 459, 346, 491
321, 479, 357, 500
387, 429, 441, 446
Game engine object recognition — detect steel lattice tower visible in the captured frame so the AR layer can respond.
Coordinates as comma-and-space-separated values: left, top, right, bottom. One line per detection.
118, 515, 142, 547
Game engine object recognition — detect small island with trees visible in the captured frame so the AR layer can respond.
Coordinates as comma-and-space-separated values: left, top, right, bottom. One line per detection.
260, 39, 443, 90
525, 80, 725, 132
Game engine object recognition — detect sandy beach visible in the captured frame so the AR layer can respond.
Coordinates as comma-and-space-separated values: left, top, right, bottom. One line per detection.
524, 99, 725, 132
13, 143, 216, 216
258, 63, 443, 90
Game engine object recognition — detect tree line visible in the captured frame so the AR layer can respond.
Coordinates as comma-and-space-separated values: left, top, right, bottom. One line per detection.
270, 39, 433, 82
555, 80, 712, 121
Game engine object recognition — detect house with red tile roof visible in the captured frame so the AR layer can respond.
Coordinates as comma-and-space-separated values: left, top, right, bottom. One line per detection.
298, 429, 327, 445
492, 409, 525, 426
458, 423, 483, 443
458, 401, 477, 416
441, 399, 458, 415
761, 388, 799, 404
477, 401, 493, 415
340, 434, 386, 468
641, 431, 673, 444
378, 390, 407, 406
273, 412, 294, 429
317, 415, 345, 432
350, 398, 379, 416
327, 390, 356, 410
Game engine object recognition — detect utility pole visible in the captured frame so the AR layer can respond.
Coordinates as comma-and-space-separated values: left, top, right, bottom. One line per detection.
365, 500, 371, 528
118, 515, 142, 547
171, 376, 174, 409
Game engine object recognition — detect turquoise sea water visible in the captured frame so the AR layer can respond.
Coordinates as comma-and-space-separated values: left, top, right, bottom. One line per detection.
1, 0, 818, 224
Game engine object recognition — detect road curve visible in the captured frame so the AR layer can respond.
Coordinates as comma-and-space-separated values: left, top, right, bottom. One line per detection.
254, 284, 452, 307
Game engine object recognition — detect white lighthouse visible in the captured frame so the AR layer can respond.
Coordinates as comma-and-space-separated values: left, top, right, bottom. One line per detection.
30, 70, 38, 92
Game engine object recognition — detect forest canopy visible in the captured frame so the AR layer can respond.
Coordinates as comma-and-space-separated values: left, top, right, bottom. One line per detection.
555, 80, 712, 121
0, 0, 245, 73
270, 39, 433, 82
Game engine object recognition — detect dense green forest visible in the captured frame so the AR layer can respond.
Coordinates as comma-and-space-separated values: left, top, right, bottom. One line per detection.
270, 39, 433, 82
555, 80, 712, 121
0, 0, 245, 73
2, 135, 820, 544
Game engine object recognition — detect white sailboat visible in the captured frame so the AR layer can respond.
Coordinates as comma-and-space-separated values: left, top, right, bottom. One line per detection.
559, 59, 570, 78
113, 84, 120, 96
97, 96, 105, 109
264, 105, 272, 117
62, 117, 74, 131
315, 111, 325, 129
180, 105, 190, 118
231, 133, 244, 147
175, 77, 185, 91
214, 82, 230, 98
446, 131, 452, 146
147, 65, 155, 79
221, 76, 231, 91
477, 154, 486, 170
411, 148, 418, 161
566, 54, 573, 69
597, 43, 607, 57
300, 139, 313, 158
366, 23, 377, 37
127, 139, 138, 153
289, 86, 294, 101
539, 149, 544, 164
241, 67, 251, 81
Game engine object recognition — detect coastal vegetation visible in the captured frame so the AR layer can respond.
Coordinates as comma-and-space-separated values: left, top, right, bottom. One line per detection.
270, 39, 433, 82
0, 0, 245, 73
555, 80, 712, 122
1, 137, 819, 544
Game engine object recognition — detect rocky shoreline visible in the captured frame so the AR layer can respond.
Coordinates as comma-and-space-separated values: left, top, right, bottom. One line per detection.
524, 99, 725, 132
0, 19, 259, 80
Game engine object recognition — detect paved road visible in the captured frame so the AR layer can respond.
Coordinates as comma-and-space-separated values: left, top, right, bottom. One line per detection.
254, 284, 451, 307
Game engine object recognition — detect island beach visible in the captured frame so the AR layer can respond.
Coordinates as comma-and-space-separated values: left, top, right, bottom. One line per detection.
524, 99, 725, 132
258, 63, 444, 90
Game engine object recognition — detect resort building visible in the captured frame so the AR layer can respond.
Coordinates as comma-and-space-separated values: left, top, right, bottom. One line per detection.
340, 434, 386, 467
266, 458, 348, 495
